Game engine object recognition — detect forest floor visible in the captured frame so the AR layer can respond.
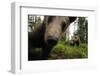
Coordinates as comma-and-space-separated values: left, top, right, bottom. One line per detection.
49, 41, 88, 59
29, 41, 88, 60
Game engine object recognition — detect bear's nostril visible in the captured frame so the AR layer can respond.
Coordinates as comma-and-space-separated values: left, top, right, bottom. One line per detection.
47, 36, 58, 46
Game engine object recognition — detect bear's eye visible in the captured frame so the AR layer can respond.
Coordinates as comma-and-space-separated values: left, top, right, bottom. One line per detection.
61, 22, 66, 31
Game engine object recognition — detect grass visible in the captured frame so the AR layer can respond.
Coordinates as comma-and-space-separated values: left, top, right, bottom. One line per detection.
29, 41, 88, 60
49, 41, 88, 59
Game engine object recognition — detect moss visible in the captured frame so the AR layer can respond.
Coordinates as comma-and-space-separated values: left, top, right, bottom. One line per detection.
50, 41, 88, 59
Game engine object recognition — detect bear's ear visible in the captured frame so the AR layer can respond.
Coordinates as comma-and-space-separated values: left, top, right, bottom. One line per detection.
69, 17, 77, 23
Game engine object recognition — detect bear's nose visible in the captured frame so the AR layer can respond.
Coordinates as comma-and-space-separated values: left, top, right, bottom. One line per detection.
47, 36, 58, 46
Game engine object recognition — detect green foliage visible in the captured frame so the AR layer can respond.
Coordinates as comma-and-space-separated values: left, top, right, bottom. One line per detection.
34, 16, 41, 29
77, 17, 88, 43
50, 41, 88, 59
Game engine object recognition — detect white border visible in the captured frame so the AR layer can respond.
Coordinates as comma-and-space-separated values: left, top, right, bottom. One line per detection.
11, 2, 97, 74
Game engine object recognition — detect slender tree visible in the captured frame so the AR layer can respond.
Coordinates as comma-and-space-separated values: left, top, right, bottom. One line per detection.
77, 17, 88, 43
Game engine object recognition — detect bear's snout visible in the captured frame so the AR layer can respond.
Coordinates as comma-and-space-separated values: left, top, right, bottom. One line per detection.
47, 36, 58, 46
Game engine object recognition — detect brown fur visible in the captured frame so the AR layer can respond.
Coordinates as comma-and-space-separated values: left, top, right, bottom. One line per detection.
70, 35, 80, 46
28, 16, 76, 60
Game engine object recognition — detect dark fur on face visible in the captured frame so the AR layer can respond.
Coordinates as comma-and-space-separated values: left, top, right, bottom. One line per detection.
28, 16, 76, 60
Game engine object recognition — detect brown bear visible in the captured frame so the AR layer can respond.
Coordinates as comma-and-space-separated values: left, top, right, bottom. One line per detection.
70, 35, 80, 46
28, 16, 76, 60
